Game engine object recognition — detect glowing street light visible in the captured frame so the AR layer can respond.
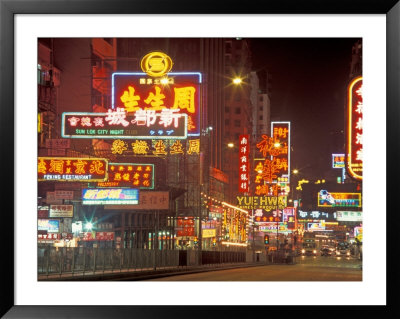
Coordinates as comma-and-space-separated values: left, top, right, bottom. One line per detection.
232, 77, 242, 85
227, 142, 234, 148
84, 222, 93, 231
293, 169, 299, 175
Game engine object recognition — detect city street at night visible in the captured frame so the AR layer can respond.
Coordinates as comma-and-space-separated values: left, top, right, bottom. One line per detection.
36, 37, 364, 283
147, 259, 362, 281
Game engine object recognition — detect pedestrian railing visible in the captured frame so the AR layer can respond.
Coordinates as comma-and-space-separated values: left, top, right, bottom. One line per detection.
38, 246, 249, 279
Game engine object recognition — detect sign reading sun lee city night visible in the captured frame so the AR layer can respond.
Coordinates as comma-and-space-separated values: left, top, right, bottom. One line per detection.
347, 76, 363, 180
62, 109, 188, 140
38, 157, 108, 182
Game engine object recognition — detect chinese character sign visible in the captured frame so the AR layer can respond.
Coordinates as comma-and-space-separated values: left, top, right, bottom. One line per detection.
112, 72, 201, 136
347, 76, 363, 180
238, 134, 249, 193
82, 188, 139, 205
62, 109, 187, 140
332, 153, 345, 168
271, 122, 290, 183
105, 163, 154, 189
38, 157, 108, 182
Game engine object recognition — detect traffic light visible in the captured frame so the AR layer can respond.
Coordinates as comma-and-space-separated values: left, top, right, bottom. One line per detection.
194, 237, 198, 245
264, 234, 269, 245
212, 238, 216, 246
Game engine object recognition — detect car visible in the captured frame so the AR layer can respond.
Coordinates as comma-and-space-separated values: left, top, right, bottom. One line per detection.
336, 248, 351, 257
320, 247, 335, 256
301, 248, 317, 256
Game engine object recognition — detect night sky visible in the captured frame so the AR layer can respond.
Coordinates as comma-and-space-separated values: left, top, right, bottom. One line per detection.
249, 38, 360, 179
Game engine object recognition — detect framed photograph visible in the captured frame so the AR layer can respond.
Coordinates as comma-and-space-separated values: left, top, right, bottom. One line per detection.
1, 0, 398, 317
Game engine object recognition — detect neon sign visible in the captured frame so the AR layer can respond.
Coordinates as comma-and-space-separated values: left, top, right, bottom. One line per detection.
112, 72, 201, 136
271, 122, 290, 183
82, 188, 139, 205
238, 134, 249, 193
317, 190, 361, 207
38, 157, 108, 182
108, 138, 200, 156
332, 153, 345, 168
347, 76, 363, 180
100, 163, 154, 189
236, 195, 287, 211
62, 109, 187, 140
140, 52, 173, 77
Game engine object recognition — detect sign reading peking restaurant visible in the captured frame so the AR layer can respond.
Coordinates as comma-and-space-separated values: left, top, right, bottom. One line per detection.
38, 157, 108, 182
346, 76, 363, 180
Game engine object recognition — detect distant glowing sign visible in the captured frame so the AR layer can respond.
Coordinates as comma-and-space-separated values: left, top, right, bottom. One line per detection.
38, 157, 108, 182
62, 109, 187, 139
176, 217, 195, 237
140, 52, 173, 77
253, 208, 282, 223
238, 134, 250, 193
236, 196, 287, 211
38, 219, 60, 233
332, 153, 345, 168
318, 190, 361, 207
49, 205, 74, 218
100, 163, 154, 189
307, 223, 325, 231
82, 188, 139, 205
347, 76, 363, 180
336, 211, 362, 222
112, 72, 201, 136
259, 222, 288, 232
297, 210, 337, 221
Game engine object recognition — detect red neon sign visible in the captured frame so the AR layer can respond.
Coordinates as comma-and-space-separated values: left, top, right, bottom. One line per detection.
38, 157, 108, 182
347, 76, 363, 180
238, 135, 250, 193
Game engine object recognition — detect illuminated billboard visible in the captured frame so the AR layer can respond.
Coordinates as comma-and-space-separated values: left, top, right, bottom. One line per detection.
82, 188, 139, 205
38, 219, 60, 233
346, 76, 363, 180
236, 195, 287, 211
336, 211, 362, 222
332, 154, 345, 168
49, 205, 74, 218
112, 72, 201, 136
98, 163, 154, 189
38, 157, 108, 182
317, 190, 361, 207
62, 109, 187, 140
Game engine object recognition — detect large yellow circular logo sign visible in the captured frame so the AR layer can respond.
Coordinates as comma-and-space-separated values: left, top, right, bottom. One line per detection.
140, 52, 173, 77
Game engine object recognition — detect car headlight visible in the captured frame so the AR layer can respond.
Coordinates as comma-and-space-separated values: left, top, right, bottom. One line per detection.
301, 249, 305, 253
347, 251, 350, 256
313, 250, 317, 254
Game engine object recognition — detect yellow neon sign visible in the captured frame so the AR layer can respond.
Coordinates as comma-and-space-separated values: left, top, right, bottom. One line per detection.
347, 76, 363, 180
141, 51, 173, 77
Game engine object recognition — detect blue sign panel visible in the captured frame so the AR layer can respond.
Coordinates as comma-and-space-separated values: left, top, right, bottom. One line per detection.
82, 188, 139, 205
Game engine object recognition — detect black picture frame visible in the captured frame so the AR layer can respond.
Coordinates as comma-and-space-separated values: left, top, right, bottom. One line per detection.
1, 0, 398, 318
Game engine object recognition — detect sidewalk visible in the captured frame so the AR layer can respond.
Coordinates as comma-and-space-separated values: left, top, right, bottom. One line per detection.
38, 262, 272, 281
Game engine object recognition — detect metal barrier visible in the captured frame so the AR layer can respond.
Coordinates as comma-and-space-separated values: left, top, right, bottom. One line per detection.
38, 246, 249, 277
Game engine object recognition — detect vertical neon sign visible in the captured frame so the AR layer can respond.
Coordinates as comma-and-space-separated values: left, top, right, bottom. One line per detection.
347, 76, 363, 180
238, 134, 250, 193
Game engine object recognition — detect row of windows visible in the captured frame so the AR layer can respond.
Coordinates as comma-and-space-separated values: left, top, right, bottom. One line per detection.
225, 106, 242, 114
225, 119, 242, 127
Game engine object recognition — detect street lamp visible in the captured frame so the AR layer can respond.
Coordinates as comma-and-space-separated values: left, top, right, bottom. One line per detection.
232, 77, 243, 85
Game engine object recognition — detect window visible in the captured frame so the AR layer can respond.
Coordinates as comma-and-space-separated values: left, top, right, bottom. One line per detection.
235, 107, 241, 114
225, 106, 230, 113
225, 119, 230, 125
234, 120, 241, 127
